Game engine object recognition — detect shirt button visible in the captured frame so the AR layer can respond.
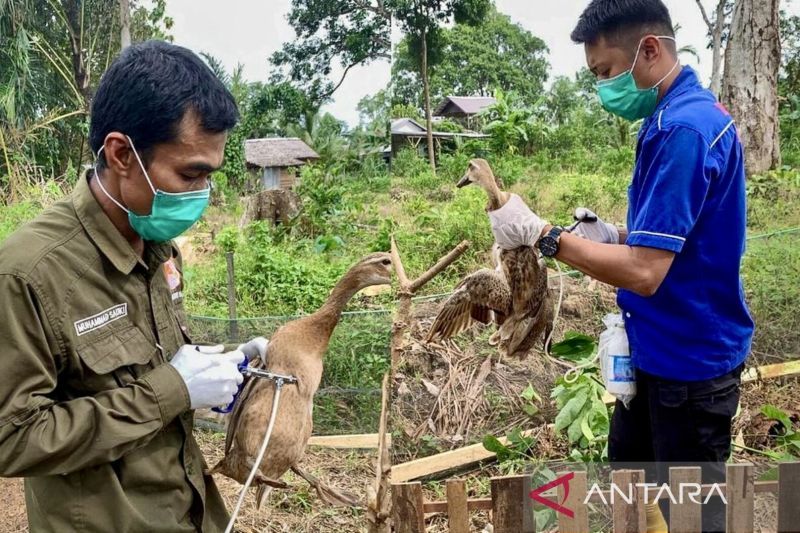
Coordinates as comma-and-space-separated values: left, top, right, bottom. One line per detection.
625, 312, 631, 318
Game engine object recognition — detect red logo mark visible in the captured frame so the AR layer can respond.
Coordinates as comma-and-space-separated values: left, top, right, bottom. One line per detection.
529, 472, 575, 518
715, 102, 731, 116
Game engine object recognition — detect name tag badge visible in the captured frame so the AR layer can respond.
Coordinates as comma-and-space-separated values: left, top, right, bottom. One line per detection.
74, 303, 128, 336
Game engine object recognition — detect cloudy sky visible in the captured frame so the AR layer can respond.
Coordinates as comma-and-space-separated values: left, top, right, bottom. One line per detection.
167, 0, 798, 127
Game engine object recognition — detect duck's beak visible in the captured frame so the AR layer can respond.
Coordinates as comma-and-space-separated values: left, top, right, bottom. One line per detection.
456, 174, 471, 188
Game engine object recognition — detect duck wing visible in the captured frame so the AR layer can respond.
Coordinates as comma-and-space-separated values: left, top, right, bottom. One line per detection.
497, 247, 552, 358
499, 246, 545, 316
224, 355, 266, 455
427, 268, 511, 341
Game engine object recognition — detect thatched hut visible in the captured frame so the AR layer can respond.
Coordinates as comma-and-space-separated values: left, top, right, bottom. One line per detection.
244, 137, 320, 190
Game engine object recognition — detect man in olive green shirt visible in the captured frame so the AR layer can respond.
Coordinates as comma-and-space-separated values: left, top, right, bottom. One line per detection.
0, 41, 266, 531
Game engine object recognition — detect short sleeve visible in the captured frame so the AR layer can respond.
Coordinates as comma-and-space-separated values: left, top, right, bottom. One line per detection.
627, 126, 713, 253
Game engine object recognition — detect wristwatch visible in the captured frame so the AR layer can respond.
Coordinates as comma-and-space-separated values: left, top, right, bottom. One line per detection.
538, 226, 565, 257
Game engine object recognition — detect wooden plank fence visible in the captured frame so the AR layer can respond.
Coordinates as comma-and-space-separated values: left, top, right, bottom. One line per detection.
391, 462, 800, 532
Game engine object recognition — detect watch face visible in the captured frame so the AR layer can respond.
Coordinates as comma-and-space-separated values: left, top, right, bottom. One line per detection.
539, 236, 558, 257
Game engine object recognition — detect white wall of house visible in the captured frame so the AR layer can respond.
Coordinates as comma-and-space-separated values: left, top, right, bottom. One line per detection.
261, 167, 280, 190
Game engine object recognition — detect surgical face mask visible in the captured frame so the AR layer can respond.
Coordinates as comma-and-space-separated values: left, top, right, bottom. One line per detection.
95, 136, 211, 242
596, 36, 680, 121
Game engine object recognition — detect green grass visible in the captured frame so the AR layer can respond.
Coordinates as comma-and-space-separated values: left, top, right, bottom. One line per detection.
742, 233, 800, 358
0, 181, 65, 242
2, 150, 799, 376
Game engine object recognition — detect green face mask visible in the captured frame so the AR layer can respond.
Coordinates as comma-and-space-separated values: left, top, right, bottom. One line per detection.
596, 36, 679, 121
95, 136, 211, 243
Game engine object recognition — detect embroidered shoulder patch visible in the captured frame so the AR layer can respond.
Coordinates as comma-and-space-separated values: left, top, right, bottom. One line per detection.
163, 258, 182, 291
74, 303, 128, 336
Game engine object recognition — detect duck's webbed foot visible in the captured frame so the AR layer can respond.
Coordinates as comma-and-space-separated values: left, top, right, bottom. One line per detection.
290, 465, 361, 507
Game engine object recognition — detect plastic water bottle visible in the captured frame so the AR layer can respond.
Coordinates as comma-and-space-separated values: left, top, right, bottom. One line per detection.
598, 313, 636, 408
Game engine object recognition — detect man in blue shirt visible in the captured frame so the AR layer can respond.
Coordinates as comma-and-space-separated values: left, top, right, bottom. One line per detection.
487, 1, 753, 531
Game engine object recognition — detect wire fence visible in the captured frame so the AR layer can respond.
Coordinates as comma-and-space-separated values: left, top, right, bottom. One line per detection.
187, 228, 799, 435
187, 311, 392, 435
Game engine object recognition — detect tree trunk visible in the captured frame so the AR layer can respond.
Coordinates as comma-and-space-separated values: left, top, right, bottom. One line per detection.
60, 0, 92, 107
238, 189, 302, 228
709, 0, 726, 96
420, 26, 436, 172
119, 0, 131, 50
720, 0, 781, 176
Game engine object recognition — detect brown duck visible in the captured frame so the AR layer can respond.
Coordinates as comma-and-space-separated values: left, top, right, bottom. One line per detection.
427, 159, 553, 358
211, 253, 394, 508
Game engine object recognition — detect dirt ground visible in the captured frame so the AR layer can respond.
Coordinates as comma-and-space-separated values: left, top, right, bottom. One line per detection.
391, 272, 799, 532
0, 433, 374, 533
0, 477, 26, 533
0, 274, 796, 531
392, 273, 619, 464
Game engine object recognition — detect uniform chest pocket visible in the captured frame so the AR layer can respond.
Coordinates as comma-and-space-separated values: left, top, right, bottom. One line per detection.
76, 326, 159, 390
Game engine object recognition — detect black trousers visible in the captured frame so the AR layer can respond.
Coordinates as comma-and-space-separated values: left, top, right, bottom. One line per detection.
608, 364, 743, 533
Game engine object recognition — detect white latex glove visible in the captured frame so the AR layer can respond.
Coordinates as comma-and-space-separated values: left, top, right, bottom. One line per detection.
572, 207, 620, 245
488, 194, 549, 250
169, 345, 245, 410
237, 336, 269, 365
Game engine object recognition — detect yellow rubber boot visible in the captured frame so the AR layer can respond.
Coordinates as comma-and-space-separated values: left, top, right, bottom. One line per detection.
646, 502, 669, 533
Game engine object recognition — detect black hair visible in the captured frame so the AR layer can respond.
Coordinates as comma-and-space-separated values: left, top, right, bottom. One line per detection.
90, 40, 239, 166
571, 0, 675, 54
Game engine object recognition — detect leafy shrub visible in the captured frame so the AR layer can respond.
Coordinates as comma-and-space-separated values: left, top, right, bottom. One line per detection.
215, 225, 240, 253
747, 168, 800, 231
0, 181, 64, 243
392, 147, 430, 178
549, 334, 610, 461
295, 164, 345, 236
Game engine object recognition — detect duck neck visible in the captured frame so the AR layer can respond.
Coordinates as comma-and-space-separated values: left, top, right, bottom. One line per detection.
485, 179, 509, 211
315, 274, 361, 336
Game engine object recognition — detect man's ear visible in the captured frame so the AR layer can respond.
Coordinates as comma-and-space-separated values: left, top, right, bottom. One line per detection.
640, 35, 663, 62
102, 133, 135, 178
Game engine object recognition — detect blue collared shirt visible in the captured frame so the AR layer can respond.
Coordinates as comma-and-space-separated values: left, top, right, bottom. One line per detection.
618, 66, 754, 381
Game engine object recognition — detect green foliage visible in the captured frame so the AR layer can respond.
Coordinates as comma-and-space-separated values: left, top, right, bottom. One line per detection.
0, 180, 63, 242
779, 12, 800, 165
760, 405, 800, 461
391, 6, 548, 109
742, 232, 800, 357
323, 313, 392, 389
520, 383, 542, 417
481, 89, 550, 156
357, 88, 391, 142
215, 226, 240, 254
550, 335, 610, 461
370, 219, 396, 253
294, 165, 345, 236
0, 197, 42, 242
549, 332, 596, 362
185, 222, 343, 317
482, 427, 536, 465
0, 0, 173, 188
236, 224, 340, 315
270, 0, 390, 105
432, 118, 464, 133
391, 103, 423, 121
392, 148, 431, 178
313, 234, 345, 254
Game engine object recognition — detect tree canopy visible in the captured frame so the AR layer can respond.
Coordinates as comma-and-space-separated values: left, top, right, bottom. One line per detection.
270, 0, 391, 106
391, 7, 549, 111
0, 0, 172, 189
